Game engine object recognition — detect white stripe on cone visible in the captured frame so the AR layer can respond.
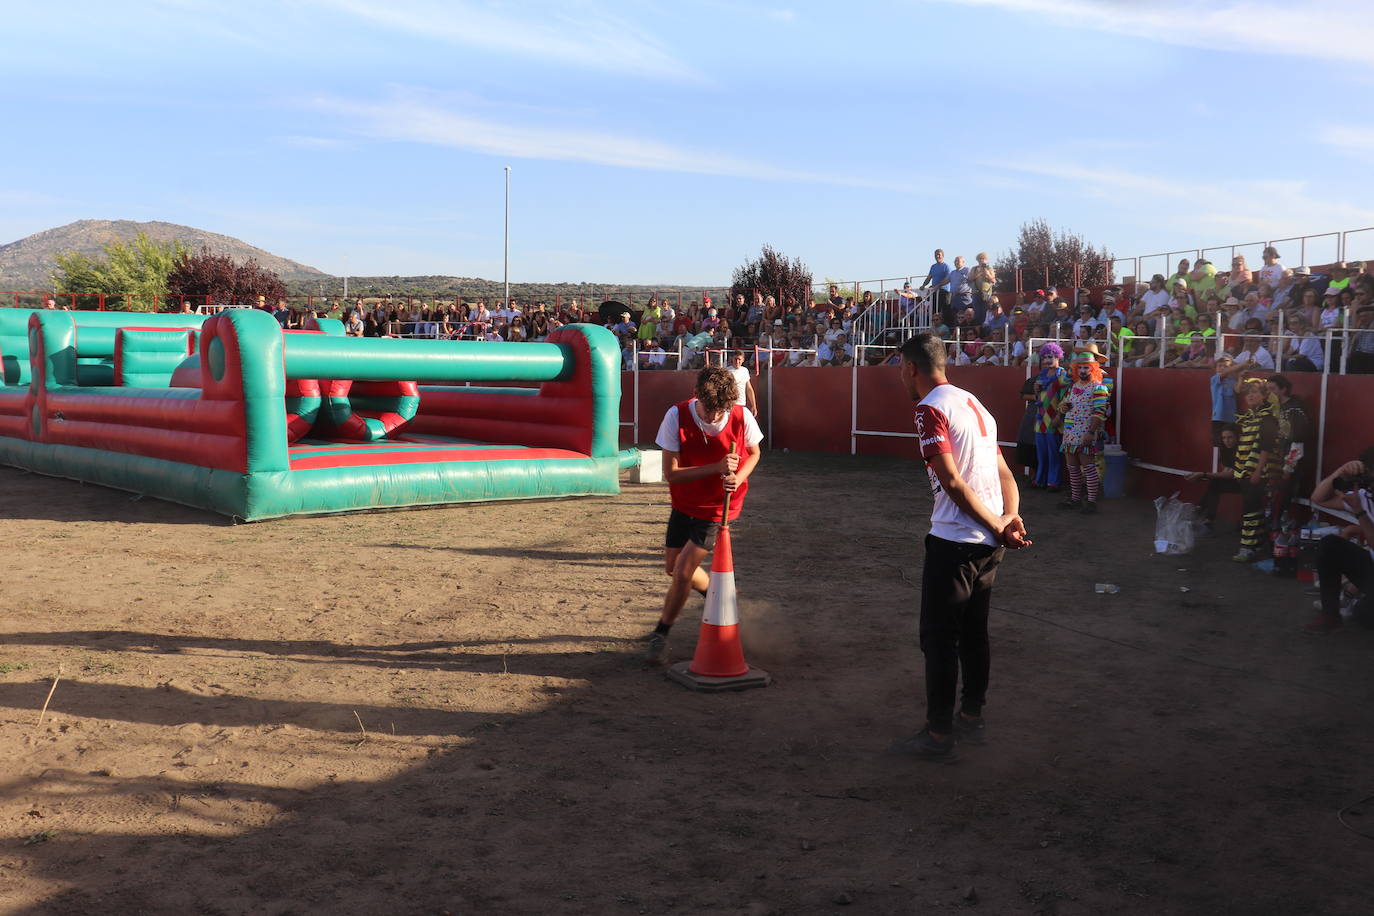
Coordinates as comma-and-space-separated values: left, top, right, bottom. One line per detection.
702, 570, 738, 627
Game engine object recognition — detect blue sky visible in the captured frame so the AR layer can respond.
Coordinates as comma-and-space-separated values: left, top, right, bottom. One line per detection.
4, 0, 1374, 286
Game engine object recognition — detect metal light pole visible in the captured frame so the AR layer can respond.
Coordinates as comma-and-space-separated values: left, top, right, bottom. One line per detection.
503, 166, 511, 308
342, 255, 349, 300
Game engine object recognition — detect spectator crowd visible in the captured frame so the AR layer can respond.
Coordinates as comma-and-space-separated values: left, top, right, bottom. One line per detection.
203, 246, 1374, 377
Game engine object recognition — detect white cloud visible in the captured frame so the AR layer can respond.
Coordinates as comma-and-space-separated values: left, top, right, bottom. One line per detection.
279, 135, 351, 149
766, 8, 798, 22
935, 0, 1374, 67
308, 92, 915, 191
307, 0, 697, 81
984, 157, 1374, 245
1319, 125, 1374, 155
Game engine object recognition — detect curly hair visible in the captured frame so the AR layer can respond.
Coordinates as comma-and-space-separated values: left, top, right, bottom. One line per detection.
695, 367, 739, 413
1070, 355, 1104, 385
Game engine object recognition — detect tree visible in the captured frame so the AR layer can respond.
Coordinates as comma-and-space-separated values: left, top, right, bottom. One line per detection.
52, 233, 187, 310
730, 244, 813, 311
994, 219, 1115, 293
165, 247, 287, 304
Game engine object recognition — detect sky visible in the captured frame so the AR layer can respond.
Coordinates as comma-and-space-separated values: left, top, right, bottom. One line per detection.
4, 0, 1374, 287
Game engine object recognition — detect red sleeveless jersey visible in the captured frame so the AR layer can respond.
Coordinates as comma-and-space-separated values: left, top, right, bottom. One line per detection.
669, 400, 749, 522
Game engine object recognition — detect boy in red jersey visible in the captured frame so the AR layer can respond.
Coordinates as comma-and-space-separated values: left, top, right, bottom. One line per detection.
646, 367, 764, 663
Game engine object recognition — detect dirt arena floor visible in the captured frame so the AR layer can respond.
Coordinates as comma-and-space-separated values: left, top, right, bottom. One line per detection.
1, 452, 1372, 915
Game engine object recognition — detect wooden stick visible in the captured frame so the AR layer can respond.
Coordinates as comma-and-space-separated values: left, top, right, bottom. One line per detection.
721, 442, 738, 529
32, 667, 62, 734
352, 710, 368, 743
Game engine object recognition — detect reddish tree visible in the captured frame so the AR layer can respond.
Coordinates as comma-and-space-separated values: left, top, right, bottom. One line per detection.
165, 247, 287, 304
994, 219, 1115, 293
730, 244, 813, 312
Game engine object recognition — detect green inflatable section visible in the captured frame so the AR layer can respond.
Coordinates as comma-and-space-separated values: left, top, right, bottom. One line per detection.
0, 307, 635, 520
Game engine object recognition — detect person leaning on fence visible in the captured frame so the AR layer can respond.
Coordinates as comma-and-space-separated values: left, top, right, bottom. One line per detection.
1305, 449, 1374, 633
1030, 343, 1069, 492
1187, 423, 1241, 533
1267, 374, 1310, 522
920, 249, 952, 325
1231, 378, 1283, 564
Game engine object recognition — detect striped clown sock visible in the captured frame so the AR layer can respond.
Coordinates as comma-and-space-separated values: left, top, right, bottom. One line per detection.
1082, 462, 1101, 503
1068, 463, 1084, 503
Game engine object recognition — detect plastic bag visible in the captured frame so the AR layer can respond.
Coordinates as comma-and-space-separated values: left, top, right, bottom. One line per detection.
1153, 492, 1198, 555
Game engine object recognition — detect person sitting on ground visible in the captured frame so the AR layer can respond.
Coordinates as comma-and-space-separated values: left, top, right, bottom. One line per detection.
1304, 449, 1374, 632
1187, 423, 1241, 532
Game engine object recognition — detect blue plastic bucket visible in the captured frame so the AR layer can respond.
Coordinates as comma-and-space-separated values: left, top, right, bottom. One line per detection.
1104, 450, 1128, 498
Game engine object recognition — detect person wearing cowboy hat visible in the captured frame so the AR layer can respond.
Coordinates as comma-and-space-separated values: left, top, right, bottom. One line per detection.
1058, 349, 1111, 513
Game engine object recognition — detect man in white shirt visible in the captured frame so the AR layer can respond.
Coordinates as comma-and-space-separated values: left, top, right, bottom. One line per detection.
640, 339, 667, 370
726, 349, 757, 414
1234, 333, 1275, 370
1282, 315, 1324, 369
894, 333, 1030, 761
1071, 303, 1103, 340
1140, 275, 1172, 329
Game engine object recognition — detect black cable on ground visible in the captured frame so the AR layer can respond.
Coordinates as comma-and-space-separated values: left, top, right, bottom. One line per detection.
1338, 792, 1374, 842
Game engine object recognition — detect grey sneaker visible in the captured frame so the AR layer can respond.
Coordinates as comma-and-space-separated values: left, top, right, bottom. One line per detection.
954, 713, 986, 746
644, 631, 668, 665
891, 727, 959, 762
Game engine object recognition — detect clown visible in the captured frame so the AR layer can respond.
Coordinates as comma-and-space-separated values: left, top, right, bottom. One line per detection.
1059, 350, 1111, 513
1231, 378, 1283, 563
1031, 342, 1070, 490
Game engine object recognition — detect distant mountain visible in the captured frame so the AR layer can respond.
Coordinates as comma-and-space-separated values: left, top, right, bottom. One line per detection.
0, 219, 719, 302
0, 219, 329, 288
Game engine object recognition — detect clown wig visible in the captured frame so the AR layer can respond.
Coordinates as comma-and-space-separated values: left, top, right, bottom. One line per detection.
1070, 353, 1104, 385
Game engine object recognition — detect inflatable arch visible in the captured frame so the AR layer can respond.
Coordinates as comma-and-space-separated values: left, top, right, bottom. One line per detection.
0, 308, 633, 520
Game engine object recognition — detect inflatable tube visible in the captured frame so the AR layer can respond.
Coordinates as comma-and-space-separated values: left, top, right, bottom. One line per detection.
312, 379, 420, 442
285, 378, 322, 443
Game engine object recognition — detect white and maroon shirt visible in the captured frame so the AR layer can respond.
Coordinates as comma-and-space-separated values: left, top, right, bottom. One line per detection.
915, 383, 1003, 545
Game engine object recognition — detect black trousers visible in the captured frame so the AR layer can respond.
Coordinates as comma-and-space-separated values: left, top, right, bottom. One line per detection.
1317, 536, 1374, 621
920, 534, 1004, 734
1199, 477, 1242, 521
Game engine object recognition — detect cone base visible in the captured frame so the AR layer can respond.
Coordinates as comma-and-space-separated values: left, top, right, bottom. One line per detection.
666, 661, 771, 693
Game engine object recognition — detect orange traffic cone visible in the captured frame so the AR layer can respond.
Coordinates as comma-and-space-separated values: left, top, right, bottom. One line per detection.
667, 521, 771, 692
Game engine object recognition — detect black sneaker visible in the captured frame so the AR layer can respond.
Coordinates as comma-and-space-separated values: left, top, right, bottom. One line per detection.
892, 727, 958, 761
1059, 498, 1081, 510
1080, 501, 1098, 515
644, 632, 667, 665
954, 713, 986, 746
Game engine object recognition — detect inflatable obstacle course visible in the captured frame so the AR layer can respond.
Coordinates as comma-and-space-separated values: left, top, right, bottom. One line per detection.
0, 308, 632, 520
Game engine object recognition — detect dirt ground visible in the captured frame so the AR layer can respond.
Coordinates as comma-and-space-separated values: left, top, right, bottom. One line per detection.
1, 452, 1372, 915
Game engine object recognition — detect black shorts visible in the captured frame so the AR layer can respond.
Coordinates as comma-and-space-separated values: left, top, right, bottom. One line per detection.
665, 509, 719, 551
